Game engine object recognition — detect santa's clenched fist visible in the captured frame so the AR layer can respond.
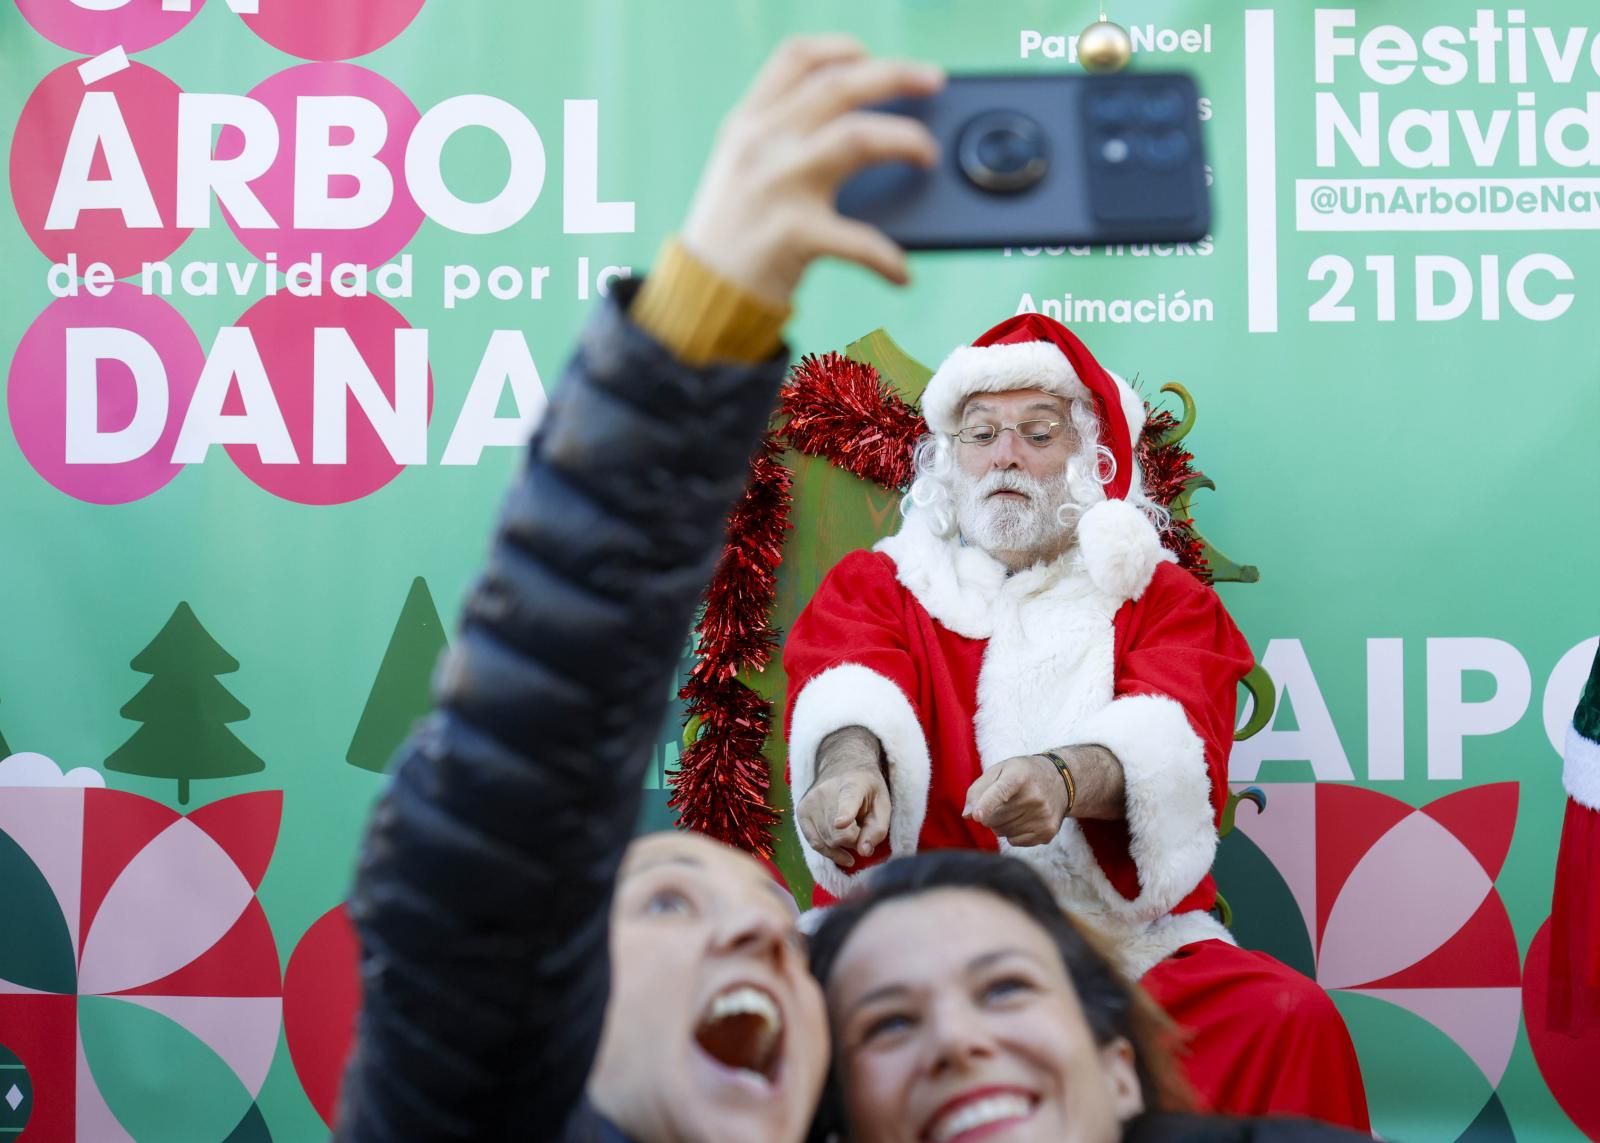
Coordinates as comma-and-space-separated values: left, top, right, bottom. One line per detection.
797, 726, 891, 868
964, 754, 1071, 847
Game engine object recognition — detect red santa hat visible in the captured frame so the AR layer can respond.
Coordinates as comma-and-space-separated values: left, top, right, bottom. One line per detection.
919, 313, 1169, 600
920, 313, 1145, 501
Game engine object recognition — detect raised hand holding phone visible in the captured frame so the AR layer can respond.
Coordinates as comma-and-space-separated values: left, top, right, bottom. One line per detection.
836, 72, 1211, 250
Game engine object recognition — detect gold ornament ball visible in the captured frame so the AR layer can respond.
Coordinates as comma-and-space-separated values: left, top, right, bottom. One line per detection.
1079, 19, 1133, 73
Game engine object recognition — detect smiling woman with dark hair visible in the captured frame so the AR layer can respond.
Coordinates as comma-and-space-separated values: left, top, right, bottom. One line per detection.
806, 851, 1371, 1143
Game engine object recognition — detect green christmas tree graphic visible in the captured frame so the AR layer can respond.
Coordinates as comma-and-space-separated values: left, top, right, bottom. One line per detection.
347, 577, 448, 774
105, 603, 265, 805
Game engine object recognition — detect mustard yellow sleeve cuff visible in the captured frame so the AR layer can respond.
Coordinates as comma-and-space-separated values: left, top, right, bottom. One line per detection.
630, 238, 790, 366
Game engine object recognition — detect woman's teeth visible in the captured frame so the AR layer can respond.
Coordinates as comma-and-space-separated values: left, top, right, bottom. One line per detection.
707, 985, 780, 1027
929, 1093, 1033, 1142
694, 985, 783, 1080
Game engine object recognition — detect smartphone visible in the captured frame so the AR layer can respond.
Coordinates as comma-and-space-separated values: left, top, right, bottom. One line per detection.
835, 72, 1210, 249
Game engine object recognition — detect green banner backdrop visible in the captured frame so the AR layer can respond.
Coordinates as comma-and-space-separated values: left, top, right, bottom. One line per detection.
2, 2, 1596, 1139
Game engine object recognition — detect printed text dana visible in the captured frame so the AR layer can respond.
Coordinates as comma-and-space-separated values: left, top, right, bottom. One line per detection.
47, 92, 634, 235
65, 324, 551, 471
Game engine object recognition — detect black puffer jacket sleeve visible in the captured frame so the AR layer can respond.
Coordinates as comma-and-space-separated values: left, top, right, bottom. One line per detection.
334, 279, 787, 1141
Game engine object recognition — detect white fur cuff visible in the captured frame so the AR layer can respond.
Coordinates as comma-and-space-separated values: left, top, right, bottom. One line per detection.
1077, 499, 1172, 603
1123, 909, 1234, 981
788, 664, 933, 898
1564, 722, 1600, 812
1061, 693, 1215, 922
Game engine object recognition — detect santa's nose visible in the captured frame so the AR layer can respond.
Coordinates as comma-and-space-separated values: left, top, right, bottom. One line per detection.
989, 431, 1026, 469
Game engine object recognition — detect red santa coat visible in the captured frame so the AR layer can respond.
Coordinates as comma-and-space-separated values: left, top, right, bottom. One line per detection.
783, 512, 1374, 1129
784, 504, 1253, 978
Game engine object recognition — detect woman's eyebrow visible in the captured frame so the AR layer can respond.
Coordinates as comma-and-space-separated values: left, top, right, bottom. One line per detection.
619, 854, 703, 881
967, 947, 1048, 974
846, 981, 912, 1014
845, 946, 1047, 1014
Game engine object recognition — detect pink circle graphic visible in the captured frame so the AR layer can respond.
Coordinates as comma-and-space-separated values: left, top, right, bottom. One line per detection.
283, 905, 359, 1128
226, 292, 433, 505
240, 0, 425, 61
11, 60, 191, 279
14, 0, 205, 56
8, 285, 203, 505
217, 62, 423, 270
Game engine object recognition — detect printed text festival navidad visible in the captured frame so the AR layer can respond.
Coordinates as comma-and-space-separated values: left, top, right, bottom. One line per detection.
1315, 9, 1600, 168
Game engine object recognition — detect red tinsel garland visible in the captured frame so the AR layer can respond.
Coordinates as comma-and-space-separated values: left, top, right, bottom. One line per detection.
669, 432, 793, 853
1138, 406, 1210, 581
672, 353, 1209, 854
782, 353, 926, 489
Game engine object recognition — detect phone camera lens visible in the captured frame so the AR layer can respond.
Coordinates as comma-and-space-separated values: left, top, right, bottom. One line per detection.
1137, 129, 1192, 168
957, 111, 1048, 193
978, 132, 1030, 173
1086, 92, 1136, 127
1100, 137, 1131, 164
1139, 88, 1187, 126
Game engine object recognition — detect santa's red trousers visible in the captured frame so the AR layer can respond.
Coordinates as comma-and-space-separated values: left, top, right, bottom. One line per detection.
1143, 939, 1371, 1132
1548, 796, 1600, 1034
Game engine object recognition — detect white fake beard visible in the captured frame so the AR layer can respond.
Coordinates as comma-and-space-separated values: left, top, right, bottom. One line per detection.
953, 469, 1078, 567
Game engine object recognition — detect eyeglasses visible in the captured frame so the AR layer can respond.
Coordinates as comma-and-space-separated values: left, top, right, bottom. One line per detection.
953, 419, 1064, 447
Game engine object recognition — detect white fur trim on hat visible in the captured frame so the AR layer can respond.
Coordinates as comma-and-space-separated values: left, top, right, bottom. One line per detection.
1077, 499, 1173, 602
922, 342, 1148, 453
1109, 370, 1147, 439
922, 341, 1088, 435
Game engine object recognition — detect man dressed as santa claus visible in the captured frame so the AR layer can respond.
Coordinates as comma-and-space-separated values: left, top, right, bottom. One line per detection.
783, 313, 1370, 1129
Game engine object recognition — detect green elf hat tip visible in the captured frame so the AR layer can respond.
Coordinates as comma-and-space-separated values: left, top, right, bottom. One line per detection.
1565, 641, 1600, 811
1575, 642, 1600, 744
